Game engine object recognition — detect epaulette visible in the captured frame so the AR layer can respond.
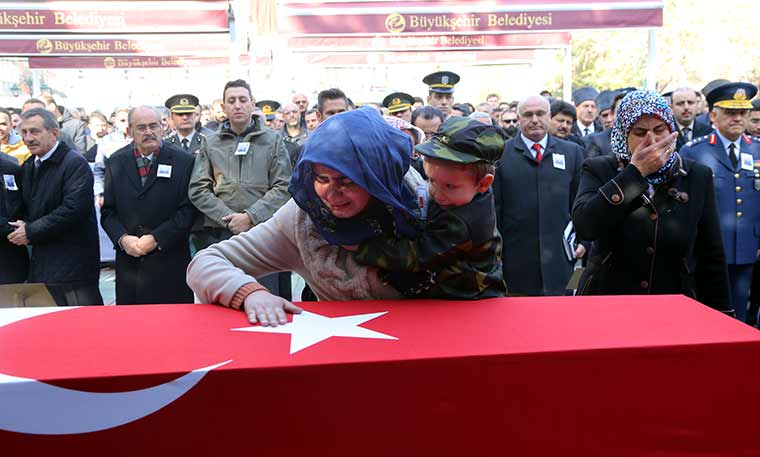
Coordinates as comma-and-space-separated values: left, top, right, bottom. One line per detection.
685, 135, 708, 148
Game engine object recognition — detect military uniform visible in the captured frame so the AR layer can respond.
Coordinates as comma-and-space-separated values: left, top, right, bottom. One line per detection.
354, 117, 507, 299
423, 71, 459, 117
255, 100, 280, 128
679, 81, 760, 321
383, 92, 415, 123
163, 94, 209, 155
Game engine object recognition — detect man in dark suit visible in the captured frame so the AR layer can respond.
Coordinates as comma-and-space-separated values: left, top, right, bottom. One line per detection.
1, 152, 28, 284
10, 108, 102, 306
101, 106, 195, 305
681, 82, 760, 323
548, 99, 584, 148
493, 95, 585, 296
671, 87, 712, 151
570, 87, 602, 138
163, 94, 209, 155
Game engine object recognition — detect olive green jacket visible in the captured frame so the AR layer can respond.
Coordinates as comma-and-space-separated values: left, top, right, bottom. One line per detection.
188, 118, 292, 229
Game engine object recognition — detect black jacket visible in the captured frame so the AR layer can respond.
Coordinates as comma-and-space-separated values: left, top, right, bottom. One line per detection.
493, 134, 584, 295
571, 155, 731, 312
100, 142, 196, 304
0, 153, 28, 284
583, 128, 613, 158
675, 119, 712, 151
21, 142, 100, 284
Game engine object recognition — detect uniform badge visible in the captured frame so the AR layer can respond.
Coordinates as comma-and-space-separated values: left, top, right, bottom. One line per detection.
441, 75, 449, 85
755, 179, 760, 191
392, 97, 401, 106
180, 98, 189, 106
741, 153, 753, 171
734, 88, 748, 101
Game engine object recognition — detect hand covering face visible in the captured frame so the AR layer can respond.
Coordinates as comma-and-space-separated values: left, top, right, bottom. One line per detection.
289, 107, 421, 245
611, 89, 678, 185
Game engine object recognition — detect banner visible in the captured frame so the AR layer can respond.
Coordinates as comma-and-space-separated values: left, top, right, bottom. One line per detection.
0, 1, 228, 33
302, 49, 535, 66
280, 0, 664, 35
0, 34, 230, 57
28, 55, 260, 70
288, 32, 570, 52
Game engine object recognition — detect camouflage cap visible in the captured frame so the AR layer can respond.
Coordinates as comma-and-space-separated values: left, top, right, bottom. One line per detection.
415, 117, 507, 164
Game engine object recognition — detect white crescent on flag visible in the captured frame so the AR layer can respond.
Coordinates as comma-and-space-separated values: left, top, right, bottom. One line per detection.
0, 307, 230, 435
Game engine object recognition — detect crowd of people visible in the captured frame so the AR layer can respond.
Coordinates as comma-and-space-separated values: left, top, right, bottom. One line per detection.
2, 70, 760, 328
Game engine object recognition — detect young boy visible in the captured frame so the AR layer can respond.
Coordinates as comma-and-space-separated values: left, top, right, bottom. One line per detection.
353, 117, 507, 299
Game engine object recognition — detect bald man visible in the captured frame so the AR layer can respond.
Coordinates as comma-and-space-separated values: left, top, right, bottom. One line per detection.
492, 95, 586, 296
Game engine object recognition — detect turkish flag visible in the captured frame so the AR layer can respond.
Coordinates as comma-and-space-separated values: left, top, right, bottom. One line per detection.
0, 296, 759, 456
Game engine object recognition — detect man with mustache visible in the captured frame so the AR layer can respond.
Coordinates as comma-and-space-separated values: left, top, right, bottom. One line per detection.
9, 108, 102, 306
189, 79, 292, 298
681, 82, 760, 324
548, 99, 584, 148
670, 87, 711, 151
100, 106, 196, 304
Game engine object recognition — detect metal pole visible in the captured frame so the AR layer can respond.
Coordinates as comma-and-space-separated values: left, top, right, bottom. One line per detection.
646, 29, 657, 90
563, 44, 572, 101
32, 70, 41, 95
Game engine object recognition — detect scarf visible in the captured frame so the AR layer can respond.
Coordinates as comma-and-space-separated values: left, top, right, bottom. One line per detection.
611, 89, 677, 185
289, 107, 421, 245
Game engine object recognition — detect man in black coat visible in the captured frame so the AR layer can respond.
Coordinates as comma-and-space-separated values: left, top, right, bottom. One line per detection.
493, 95, 585, 296
670, 87, 712, 151
9, 108, 102, 305
1, 152, 28, 284
101, 106, 195, 304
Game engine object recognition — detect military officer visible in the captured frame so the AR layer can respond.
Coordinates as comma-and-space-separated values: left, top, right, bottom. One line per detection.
164, 94, 208, 154
423, 71, 460, 117
255, 100, 280, 130
680, 82, 760, 323
382, 92, 415, 123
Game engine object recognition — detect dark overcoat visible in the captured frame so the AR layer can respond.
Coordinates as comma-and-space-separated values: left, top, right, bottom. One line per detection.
571, 155, 731, 312
100, 142, 196, 304
493, 134, 584, 295
21, 142, 100, 285
583, 128, 613, 158
0, 152, 28, 284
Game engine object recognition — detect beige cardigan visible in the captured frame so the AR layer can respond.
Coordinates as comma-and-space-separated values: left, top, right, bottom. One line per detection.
187, 198, 405, 305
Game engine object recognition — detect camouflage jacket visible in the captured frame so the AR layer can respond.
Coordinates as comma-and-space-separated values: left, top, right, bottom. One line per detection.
354, 190, 507, 299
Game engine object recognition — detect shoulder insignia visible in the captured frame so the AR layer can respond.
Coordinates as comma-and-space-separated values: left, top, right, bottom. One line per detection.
743, 133, 752, 145
685, 135, 708, 147
708, 133, 717, 145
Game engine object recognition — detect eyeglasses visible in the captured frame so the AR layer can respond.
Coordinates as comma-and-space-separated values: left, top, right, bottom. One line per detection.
133, 123, 161, 134
501, 119, 518, 124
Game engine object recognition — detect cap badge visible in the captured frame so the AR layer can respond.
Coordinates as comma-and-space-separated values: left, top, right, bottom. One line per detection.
441, 75, 449, 84
734, 88, 748, 101
439, 135, 449, 144
180, 98, 189, 105
263, 105, 273, 115
392, 98, 401, 105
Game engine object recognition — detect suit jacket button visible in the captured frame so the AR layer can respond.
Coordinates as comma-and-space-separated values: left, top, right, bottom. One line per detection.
646, 247, 655, 255
640, 280, 649, 288
737, 211, 743, 218
735, 173, 740, 179
736, 186, 741, 192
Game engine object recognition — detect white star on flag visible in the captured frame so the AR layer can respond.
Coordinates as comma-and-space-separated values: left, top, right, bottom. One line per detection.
231, 310, 398, 354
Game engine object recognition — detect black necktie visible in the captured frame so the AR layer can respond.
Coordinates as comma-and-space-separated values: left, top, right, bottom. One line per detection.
682, 127, 691, 142
181, 138, 190, 151
583, 127, 590, 137
728, 143, 738, 169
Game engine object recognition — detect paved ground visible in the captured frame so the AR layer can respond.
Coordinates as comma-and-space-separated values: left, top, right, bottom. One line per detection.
98, 269, 305, 305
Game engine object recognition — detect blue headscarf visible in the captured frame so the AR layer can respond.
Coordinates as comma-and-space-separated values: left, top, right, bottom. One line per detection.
611, 89, 678, 185
289, 108, 421, 245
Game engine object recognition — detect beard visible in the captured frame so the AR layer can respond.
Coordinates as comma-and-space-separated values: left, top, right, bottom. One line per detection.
503, 125, 518, 137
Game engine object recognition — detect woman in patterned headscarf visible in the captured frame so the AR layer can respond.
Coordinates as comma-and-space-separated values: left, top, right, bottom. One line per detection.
572, 89, 732, 314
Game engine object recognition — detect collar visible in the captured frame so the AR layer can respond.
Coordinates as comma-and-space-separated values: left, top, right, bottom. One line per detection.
134, 141, 162, 160
714, 129, 741, 154
577, 120, 594, 134
678, 120, 695, 131
178, 130, 196, 143
37, 141, 59, 163
520, 133, 548, 156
